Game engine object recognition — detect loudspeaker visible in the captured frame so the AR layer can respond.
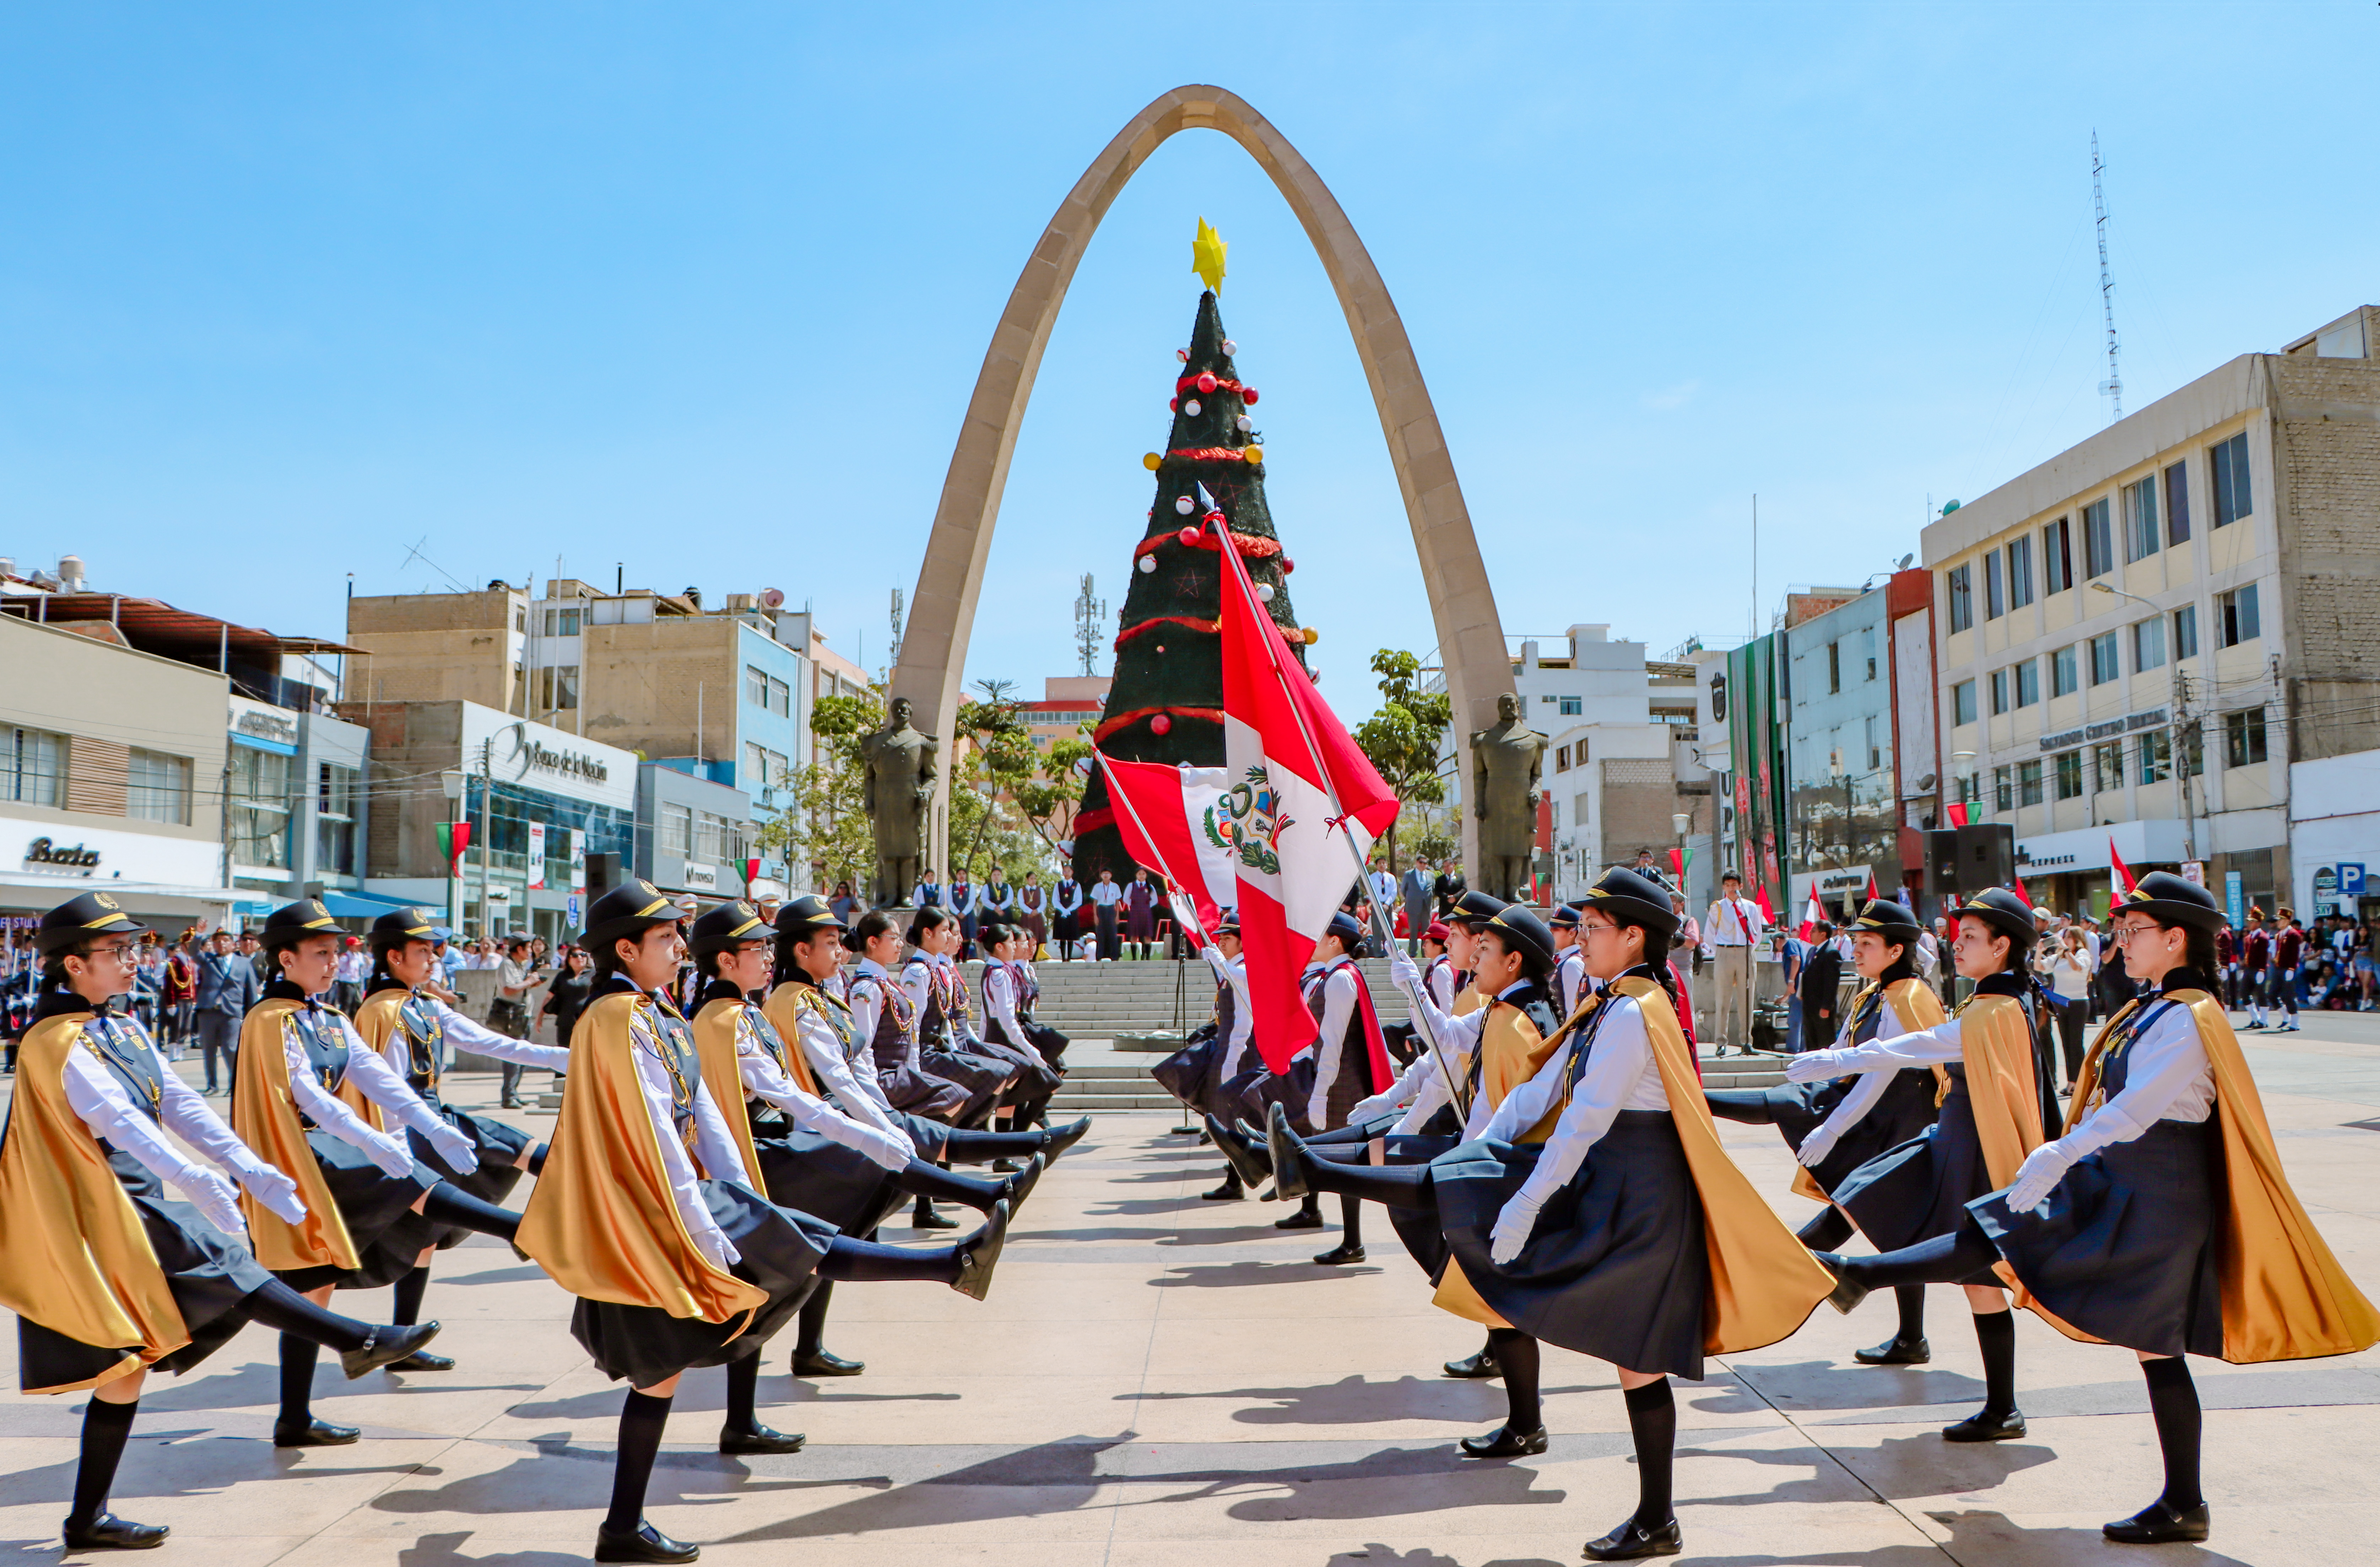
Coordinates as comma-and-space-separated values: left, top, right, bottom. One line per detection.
585, 853, 622, 902
1954, 824, 2015, 890
1921, 830, 1960, 896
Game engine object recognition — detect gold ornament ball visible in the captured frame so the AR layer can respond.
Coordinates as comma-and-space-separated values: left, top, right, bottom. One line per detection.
1303, 627, 1321, 645
1245, 446, 1264, 464
1142, 452, 1162, 471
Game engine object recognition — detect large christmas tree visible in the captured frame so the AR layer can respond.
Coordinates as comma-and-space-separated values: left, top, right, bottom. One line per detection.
1071, 223, 1312, 883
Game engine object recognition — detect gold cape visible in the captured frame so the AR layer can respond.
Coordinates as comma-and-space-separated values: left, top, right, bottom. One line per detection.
344, 989, 410, 1135
2000, 991, 2380, 1362
1954, 990, 2050, 1190
691, 996, 767, 1189
229, 998, 361, 1272
516, 990, 767, 1326
1433, 993, 1565, 1325
758, 982, 831, 1100
0, 1013, 191, 1392
1789, 976, 1949, 1203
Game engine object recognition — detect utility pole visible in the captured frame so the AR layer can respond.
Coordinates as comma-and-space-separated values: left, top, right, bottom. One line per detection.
2173, 666, 2197, 863
2093, 131, 2124, 422
888, 589, 905, 670
476, 737, 493, 940
1073, 573, 1106, 677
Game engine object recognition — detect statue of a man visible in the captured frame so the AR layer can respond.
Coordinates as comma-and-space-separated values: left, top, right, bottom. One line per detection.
1470, 691, 1547, 902
860, 696, 939, 905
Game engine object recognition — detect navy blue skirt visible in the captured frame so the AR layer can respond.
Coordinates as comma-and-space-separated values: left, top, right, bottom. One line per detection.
406, 1100, 531, 1249
1970, 1118, 2223, 1358
278, 1131, 443, 1293
1151, 1029, 1222, 1115
1833, 1080, 1998, 1270
1435, 1112, 1711, 1379
1765, 1068, 1944, 1197
754, 1129, 906, 1237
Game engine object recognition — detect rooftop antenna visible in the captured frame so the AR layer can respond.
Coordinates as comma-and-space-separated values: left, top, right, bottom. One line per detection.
888, 588, 905, 669
1073, 572, 1107, 676
2093, 130, 2123, 422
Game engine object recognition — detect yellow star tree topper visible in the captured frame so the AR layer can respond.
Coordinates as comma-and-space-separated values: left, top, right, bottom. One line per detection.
1192, 217, 1227, 292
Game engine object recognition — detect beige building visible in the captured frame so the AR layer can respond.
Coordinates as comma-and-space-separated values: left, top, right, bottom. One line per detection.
1921, 304, 2380, 919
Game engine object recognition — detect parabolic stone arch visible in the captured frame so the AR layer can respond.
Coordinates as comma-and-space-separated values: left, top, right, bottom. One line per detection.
890, 83, 1515, 877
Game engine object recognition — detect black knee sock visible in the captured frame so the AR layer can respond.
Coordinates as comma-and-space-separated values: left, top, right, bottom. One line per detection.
1895, 1285, 1927, 1342
420, 1183, 519, 1243
939, 1126, 1043, 1162
68, 1396, 138, 1528
1487, 1328, 1541, 1431
1795, 1206, 1854, 1252
724, 1353, 760, 1433
1297, 1191, 1323, 1220
1293, 1152, 1433, 1210
794, 1282, 834, 1358
606, 1389, 672, 1533
1337, 1193, 1364, 1247
1214, 1166, 1243, 1193
1841, 1223, 2000, 1290
819, 1233, 962, 1286
1623, 1378, 1677, 1527
526, 1142, 548, 1176
278, 1336, 320, 1428
895, 1160, 1004, 1210
1973, 1309, 2017, 1416
392, 1265, 429, 1327
1703, 1088, 1775, 1125
2141, 1356, 2203, 1509
243, 1280, 370, 1353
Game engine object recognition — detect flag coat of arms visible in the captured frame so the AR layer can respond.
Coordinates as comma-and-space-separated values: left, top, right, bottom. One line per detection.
1096, 756, 1237, 938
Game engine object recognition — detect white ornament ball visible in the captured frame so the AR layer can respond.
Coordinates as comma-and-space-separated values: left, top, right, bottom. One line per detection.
1222, 339, 1237, 356
1256, 583, 1276, 603
1184, 399, 1201, 416
1176, 349, 1189, 362
1234, 415, 1252, 432
1137, 556, 1156, 574
1174, 496, 1193, 515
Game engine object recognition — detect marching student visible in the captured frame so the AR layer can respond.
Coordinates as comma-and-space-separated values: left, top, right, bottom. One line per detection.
518, 880, 1010, 1564
1783, 887, 2059, 1443
1264, 911, 1392, 1263
977, 923, 1064, 1133
1177, 913, 1259, 1200
0, 893, 438, 1552
901, 908, 1015, 1148
232, 899, 523, 1448
351, 906, 568, 1371
1547, 904, 1587, 1016
1704, 897, 1946, 1365
1810, 873, 2379, 1545
1267, 868, 1832, 1560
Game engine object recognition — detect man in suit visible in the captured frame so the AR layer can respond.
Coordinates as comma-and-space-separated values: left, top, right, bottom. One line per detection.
191, 926, 261, 1094
1432, 860, 1466, 920
1399, 857, 1436, 955
1795, 920, 1841, 1052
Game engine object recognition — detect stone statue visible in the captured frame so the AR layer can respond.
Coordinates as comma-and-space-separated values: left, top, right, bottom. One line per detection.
860, 696, 939, 905
1470, 692, 1547, 902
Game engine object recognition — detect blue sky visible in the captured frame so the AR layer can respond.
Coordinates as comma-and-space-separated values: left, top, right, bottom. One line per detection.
5, 3, 2374, 723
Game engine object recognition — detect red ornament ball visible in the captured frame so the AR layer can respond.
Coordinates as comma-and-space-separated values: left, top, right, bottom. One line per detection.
1195, 372, 1218, 395
1150, 714, 1173, 735
1168, 397, 1179, 412
1176, 526, 1199, 547
1281, 557, 1296, 573
1240, 387, 1258, 404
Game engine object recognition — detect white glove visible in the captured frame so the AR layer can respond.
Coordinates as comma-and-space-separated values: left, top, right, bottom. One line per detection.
1305, 1090, 1328, 1129
367, 1132, 417, 1179
2004, 1140, 2075, 1214
1489, 1187, 1548, 1266
1388, 952, 1422, 996
851, 1122, 913, 1172
699, 1224, 743, 1268
1785, 1049, 1851, 1084
1795, 1120, 1842, 1169
233, 1161, 307, 1223
427, 1122, 480, 1177
172, 1166, 247, 1236
1347, 1090, 1403, 1124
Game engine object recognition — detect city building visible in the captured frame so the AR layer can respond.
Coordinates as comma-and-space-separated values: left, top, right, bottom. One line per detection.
1023, 675, 1110, 756
1921, 304, 2380, 922
637, 761, 754, 902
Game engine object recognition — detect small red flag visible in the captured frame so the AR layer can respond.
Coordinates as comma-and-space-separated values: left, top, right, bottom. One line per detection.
2109, 837, 2137, 896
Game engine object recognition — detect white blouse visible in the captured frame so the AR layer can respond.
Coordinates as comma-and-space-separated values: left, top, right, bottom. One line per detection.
1483, 988, 1670, 1205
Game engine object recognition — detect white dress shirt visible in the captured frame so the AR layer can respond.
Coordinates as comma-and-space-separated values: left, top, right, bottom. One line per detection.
1384, 976, 1545, 1138
982, 962, 1027, 1049
1201, 947, 1256, 1077
1484, 985, 1670, 1206
1704, 896, 1765, 950
372, 991, 570, 1080
847, 958, 914, 1069
779, 984, 908, 1137
1302, 958, 1363, 1126
61, 1014, 290, 1199
627, 1003, 749, 1268
1553, 948, 1587, 1016
727, 1004, 909, 1168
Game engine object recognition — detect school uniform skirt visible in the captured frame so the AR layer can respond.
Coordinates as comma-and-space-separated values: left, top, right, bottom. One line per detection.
1434, 1112, 1712, 1380
278, 1131, 443, 1293
752, 1125, 907, 1238
1151, 1027, 1222, 1115
1831, 1069, 1998, 1271
918, 1043, 1010, 1125
1969, 1118, 2224, 1358
405, 1095, 532, 1249
571, 1181, 834, 1388
1762, 1068, 1945, 1198
16, 1150, 280, 1392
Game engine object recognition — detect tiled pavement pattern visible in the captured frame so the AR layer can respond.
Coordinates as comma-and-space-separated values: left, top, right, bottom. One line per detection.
7, 1015, 2380, 1565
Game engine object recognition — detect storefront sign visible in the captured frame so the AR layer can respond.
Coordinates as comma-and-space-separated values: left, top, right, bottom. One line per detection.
569, 828, 586, 891
2040, 708, 2169, 753
228, 697, 301, 750
25, 836, 101, 872
526, 823, 547, 890
681, 863, 719, 891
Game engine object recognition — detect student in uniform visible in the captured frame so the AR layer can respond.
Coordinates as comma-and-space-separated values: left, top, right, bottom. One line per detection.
351, 906, 568, 1371
901, 908, 1015, 1146
1266, 911, 1392, 1263
1810, 874, 2379, 1544
1266, 869, 1833, 1560
0, 893, 439, 1552
518, 881, 1012, 1563
1547, 904, 1587, 1016
1051, 871, 1083, 960
1782, 887, 2057, 1442
974, 923, 1064, 1133
1705, 898, 1947, 1365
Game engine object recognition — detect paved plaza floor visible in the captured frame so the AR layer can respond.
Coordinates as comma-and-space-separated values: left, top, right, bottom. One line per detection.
8, 1011, 2380, 1565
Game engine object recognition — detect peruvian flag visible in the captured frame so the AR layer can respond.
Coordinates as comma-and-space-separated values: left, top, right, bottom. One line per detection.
1946, 801, 1970, 828
2109, 836, 2137, 896
1797, 892, 1824, 943
1213, 512, 1399, 1071
1096, 753, 1237, 938
2009, 878, 2035, 909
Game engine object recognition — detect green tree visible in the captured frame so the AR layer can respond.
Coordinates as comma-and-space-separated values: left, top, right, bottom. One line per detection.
1353, 648, 1453, 874
755, 692, 882, 894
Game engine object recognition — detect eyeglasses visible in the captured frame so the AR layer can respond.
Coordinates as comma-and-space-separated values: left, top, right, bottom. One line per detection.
2108, 922, 2163, 943
87, 941, 142, 963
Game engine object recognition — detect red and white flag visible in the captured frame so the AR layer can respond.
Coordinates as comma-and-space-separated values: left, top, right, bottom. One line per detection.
1095, 753, 1237, 939
2109, 836, 2137, 896
1797, 892, 1824, 942
1213, 513, 1399, 1071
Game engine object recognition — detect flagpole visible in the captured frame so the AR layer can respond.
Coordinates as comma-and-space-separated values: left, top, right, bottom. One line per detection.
1208, 513, 1471, 1118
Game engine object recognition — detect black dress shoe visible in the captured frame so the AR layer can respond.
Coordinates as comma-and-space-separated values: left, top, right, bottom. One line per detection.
1196, 1130, 1212, 1144
341, 1320, 443, 1379
1205, 1115, 1271, 1188
1264, 1103, 1310, 1199
1038, 1117, 1092, 1159
793, 1349, 865, 1377
718, 1422, 806, 1455
594, 1519, 700, 1563
1313, 1242, 1367, 1265
1230, 1119, 1279, 1176
1810, 1251, 1870, 1315
2103, 1499, 2211, 1543
990, 1158, 1019, 1173
912, 1204, 959, 1231
952, 1199, 1010, 1301
62, 1513, 170, 1550
1582, 1515, 1682, 1560
1942, 1407, 2027, 1442
1201, 1180, 1245, 1201
1001, 1153, 1045, 1211
273, 1417, 361, 1448
1854, 1334, 1930, 1366
1443, 1347, 1500, 1379
1273, 1207, 1325, 1231
1458, 1423, 1548, 1458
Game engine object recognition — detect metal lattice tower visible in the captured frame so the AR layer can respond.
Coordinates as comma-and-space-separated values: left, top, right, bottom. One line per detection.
2093, 131, 2123, 422
1072, 573, 1106, 676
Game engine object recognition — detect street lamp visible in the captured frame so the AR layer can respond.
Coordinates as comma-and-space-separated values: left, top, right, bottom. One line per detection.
1671, 811, 1691, 900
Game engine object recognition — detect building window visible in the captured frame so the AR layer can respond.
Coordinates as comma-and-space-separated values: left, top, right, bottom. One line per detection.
1947, 564, 1973, 632
2005, 537, 2034, 610
229, 746, 293, 870
1827, 641, 1843, 691
2051, 645, 2079, 697
660, 802, 693, 858
1952, 679, 1977, 726
746, 665, 769, 706
2054, 750, 2084, 800
5, 726, 64, 807
1864, 714, 1881, 770
2139, 730, 2172, 784
1990, 668, 2010, 715
2164, 461, 2191, 545
315, 762, 357, 874
1554, 744, 1571, 773
2173, 604, 2200, 660
2217, 584, 2260, 647
542, 606, 582, 636
1984, 553, 2004, 620
2133, 616, 2167, 672
2223, 708, 2268, 768
539, 665, 579, 711
2211, 432, 2251, 527
2082, 497, 2115, 578
127, 749, 192, 825
2092, 740, 2125, 793
2016, 660, 2040, 707
2122, 474, 2160, 561
1994, 765, 2014, 812
2088, 631, 2121, 686
2044, 517, 2073, 594
2017, 758, 2045, 806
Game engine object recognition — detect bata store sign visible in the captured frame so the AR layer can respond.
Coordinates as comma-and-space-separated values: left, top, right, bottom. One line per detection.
457, 704, 635, 811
